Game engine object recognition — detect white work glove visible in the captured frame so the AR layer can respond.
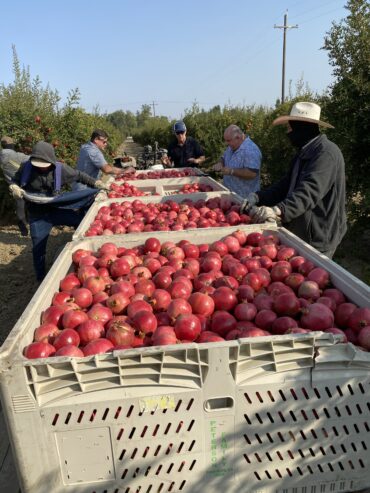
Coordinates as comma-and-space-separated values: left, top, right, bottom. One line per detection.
250, 205, 281, 224
241, 192, 259, 213
95, 191, 108, 201
9, 184, 25, 199
95, 180, 110, 191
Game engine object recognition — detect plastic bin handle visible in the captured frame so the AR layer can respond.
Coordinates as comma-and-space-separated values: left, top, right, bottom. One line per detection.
204, 397, 234, 412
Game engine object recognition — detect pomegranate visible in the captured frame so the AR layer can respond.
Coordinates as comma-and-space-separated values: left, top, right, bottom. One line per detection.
188, 292, 215, 317
334, 302, 357, 328
127, 300, 153, 318
34, 323, 60, 343
24, 341, 56, 359
106, 292, 130, 315
55, 345, 84, 357
212, 287, 238, 311
347, 307, 370, 333
234, 302, 257, 321
325, 327, 348, 342
300, 303, 334, 331
298, 280, 321, 301
197, 331, 225, 343
54, 329, 80, 350
255, 309, 277, 330
62, 309, 88, 330
316, 296, 337, 312
271, 316, 298, 335
357, 326, 370, 350
307, 267, 330, 289
71, 287, 93, 308
83, 338, 114, 355
322, 288, 346, 306
273, 293, 300, 317
132, 311, 158, 336
152, 326, 177, 346
174, 314, 201, 341
77, 319, 105, 345
211, 311, 237, 337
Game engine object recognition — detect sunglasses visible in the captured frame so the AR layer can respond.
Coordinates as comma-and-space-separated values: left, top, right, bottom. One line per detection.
175, 131, 185, 135
98, 137, 108, 144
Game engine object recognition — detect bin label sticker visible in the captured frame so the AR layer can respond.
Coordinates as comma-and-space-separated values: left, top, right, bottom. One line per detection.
139, 395, 176, 412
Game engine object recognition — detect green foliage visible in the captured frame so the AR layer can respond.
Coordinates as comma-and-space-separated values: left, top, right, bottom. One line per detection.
0, 47, 121, 219
106, 110, 137, 138
322, 0, 370, 221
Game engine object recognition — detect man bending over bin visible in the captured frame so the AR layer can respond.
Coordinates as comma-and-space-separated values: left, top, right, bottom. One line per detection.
9, 141, 109, 281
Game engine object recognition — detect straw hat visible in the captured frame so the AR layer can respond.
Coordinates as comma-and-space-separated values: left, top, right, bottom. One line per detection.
272, 102, 334, 128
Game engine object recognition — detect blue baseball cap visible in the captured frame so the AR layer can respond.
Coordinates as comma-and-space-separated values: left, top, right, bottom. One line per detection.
173, 121, 187, 133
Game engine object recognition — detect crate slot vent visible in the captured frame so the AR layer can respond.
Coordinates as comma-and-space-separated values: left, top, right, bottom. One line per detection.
249, 459, 366, 480
116, 480, 187, 492
117, 438, 197, 460
241, 421, 370, 444
50, 402, 196, 428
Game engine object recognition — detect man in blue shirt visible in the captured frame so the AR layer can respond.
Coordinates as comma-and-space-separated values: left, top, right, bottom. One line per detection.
73, 129, 124, 190
213, 125, 262, 198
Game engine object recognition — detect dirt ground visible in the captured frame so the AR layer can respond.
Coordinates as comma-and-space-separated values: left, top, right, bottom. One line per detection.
0, 223, 75, 345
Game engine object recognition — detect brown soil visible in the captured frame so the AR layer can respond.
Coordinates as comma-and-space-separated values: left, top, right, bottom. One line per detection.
0, 224, 75, 345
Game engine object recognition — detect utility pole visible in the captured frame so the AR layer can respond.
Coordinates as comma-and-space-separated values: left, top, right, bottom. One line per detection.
151, 101, 158, 117
274, 12, 298, 103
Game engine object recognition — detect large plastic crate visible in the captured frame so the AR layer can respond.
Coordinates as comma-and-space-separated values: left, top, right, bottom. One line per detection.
72, 191, 244, 240
0, 226, 370, 493
108, 176, 228, 196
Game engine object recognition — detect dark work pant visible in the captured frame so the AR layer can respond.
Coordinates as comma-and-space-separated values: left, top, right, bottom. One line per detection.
29, 209, 84, 281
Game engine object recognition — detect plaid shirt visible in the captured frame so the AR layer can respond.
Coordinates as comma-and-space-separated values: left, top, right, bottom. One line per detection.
222, 136, 262, 198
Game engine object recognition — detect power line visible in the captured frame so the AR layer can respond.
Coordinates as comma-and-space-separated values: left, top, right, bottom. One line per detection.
274, 11, 298, 103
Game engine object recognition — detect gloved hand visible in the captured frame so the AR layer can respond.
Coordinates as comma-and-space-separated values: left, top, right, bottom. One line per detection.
241, 192, 259, 213
250, 205, 281, 224
95, 191, 108, 202
95, 180, 110, 191
9, 184, 25, 199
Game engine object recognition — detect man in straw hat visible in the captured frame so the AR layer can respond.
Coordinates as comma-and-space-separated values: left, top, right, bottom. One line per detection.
244, 101, 347, 258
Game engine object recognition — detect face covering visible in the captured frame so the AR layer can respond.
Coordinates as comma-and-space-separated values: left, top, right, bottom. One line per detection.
287, 121, 320, 149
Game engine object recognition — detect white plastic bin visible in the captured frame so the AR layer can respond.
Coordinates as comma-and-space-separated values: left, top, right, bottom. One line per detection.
0, 226, 370, 493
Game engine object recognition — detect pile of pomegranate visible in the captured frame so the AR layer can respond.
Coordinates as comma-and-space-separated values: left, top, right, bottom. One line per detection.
106, 181, 214, 199
24, 231, 370, 359
171, 183, 214, 194
115, 168, 201, 181
107, 182, 153, 199
85, 196, 251, 236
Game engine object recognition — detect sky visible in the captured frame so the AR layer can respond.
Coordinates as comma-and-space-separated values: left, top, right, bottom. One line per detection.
0, 0, 347, 119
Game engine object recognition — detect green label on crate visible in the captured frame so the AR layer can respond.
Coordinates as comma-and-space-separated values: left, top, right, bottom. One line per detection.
208, 419, 232, 476
139, 395, 176, 412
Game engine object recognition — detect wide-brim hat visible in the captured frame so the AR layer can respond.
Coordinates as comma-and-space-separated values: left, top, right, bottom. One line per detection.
272, 102, 334, 129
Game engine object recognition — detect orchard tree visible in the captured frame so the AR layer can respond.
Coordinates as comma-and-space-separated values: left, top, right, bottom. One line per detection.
322, 0, 370, 221
136, 104, 152, 127
106, 110, 137, 137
